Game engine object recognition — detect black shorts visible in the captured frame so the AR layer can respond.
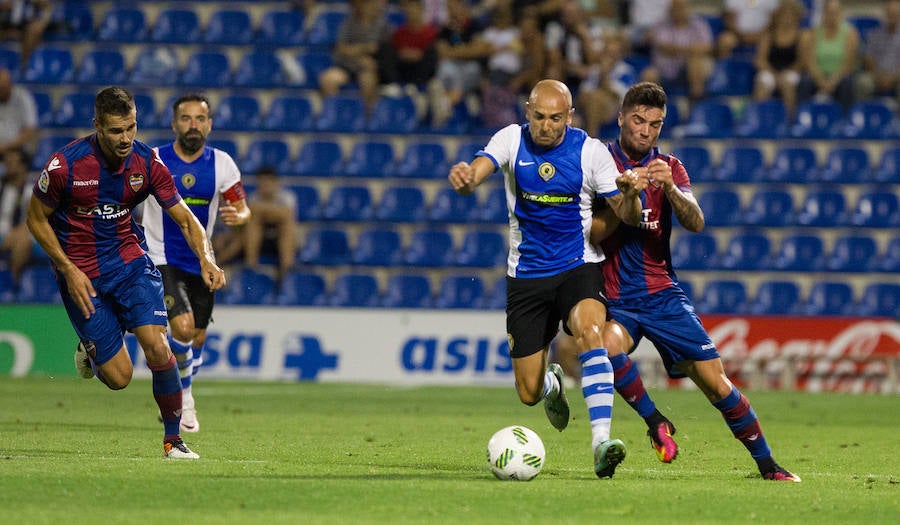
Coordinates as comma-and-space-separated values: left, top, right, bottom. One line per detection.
506, 263, 607, 359
159, 265, 215, 329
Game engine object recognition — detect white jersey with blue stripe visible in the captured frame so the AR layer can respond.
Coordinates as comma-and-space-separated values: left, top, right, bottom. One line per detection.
478, 123, 621, 278
143, 144, 241, 275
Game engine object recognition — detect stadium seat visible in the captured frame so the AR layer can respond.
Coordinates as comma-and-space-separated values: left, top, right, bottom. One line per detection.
825, 234, 878, 272
697, 188, 742, 227
671, 145, 712, 181
713, 144, 765, 182
327, 273, 380, 308
22, 46, 74, 84
718, 231, 772, 271
818, 146, 869, 184
454, 230, 506, 268
705, 58, 755, 97
45, 2, 94, 42
839, 101, 894, 140
128, 46, 179, 86
403, 228, 455, 267
295, 50, 334, 90
258, 9, 306, 46
366, 95, 419, 134
0, 48, 20, 75
54, 91, 95, 128
294, 140, 343, 177
849, 190, 900, 228
734, 99, 787, 139
749, 281, 800, 315
277, 271, 326, 306
315, 95, 365, 133
670, 233, 718, 270
0, 269, 13, 303
16, 266, 60, 304
856, 283, 900, 318
789, 100, 843, 139
96, 7, 147, 42
375, 186, 426, 223
31, 90, 52, 127
428, 187, 478, 223
847, 15, 882, 43
803, 282, 856, 316
873, 147, 900, 184
694, 280, 748, 314
32, 135, 75, 170
150, 8, 200, 44
234, 50, 284, 89
242, 139, 293, 176
264, 95, 315, 133
352, 227, 402, 266
288, 185, 321, 222
876, 237, 900, 273
213, 95, 261, 132
299, 228, 351, 265
204, 9, 253, 46
342, 141, 395, 178
75, 49, 126, 85
132, 93, 161, 129
765, 146, 818, 183
392, 142, 449, 179
479, 276, 507, 310
180, 51, 231, 87
206, 139, 239, 161
320, 185, 373, 222
381, 274, 433, 308
305, 9, 348, 48
796, 189, 847, 227
475, 186, 509, 223
672, 101, 734, 139
772, 234, 825, 271
434, 275, 485, 309
453, 141, 484, 164
218, 268, 276, 305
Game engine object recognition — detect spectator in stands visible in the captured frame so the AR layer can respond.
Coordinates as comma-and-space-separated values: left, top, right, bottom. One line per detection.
623, 0, 671, 56
0, 147, 32, 287
641, 0, 714, 102
856, 0, 899, 101
577, 29, 638, 138
0, 0, 52, 65
318, 0, 391, 111
797, 0, 859, 111
0, 67, 38, 157
752, 0, 806, 119
717, 0, 780, 59
543, 0, 596, 92
379, 0, 440, 95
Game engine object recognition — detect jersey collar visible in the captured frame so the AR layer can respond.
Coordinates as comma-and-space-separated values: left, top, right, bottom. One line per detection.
610, 140, 660, 168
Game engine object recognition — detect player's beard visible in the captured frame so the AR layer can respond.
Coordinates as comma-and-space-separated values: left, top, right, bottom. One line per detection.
178, 132, 205, 155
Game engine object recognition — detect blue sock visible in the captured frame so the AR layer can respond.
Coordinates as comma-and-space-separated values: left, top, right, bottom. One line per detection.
579, 348, 614, 449
191, 343, 204, 377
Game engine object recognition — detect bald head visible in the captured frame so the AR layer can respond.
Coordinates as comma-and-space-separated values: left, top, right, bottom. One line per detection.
525, 79, 574, 148
529, 79, 573, 109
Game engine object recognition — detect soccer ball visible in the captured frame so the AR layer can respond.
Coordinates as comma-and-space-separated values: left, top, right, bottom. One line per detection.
487, 425, 545, 481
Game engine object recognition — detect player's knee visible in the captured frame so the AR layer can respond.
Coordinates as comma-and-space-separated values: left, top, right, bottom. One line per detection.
515, 381, 542, 406
103, 369, 132, 390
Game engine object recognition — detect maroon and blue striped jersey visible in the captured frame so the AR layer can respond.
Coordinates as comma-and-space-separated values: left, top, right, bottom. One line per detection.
32, 134, 182, 279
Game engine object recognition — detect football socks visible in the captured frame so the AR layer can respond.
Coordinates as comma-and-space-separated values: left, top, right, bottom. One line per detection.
579, 348, 615, 449
712, 385, 772, 460
150, 354, 184, 441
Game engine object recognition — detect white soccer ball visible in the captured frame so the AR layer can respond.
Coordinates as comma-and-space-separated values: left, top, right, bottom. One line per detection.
487, 425, 546, 481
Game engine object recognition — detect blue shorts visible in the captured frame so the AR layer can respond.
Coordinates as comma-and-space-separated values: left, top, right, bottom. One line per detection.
61, 256, 167, 366
607, 286, 719, 379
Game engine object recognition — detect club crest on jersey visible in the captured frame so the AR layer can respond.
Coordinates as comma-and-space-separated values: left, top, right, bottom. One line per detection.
38, 169, 49, 193
181, 173, 196, 189
538, 162, 555, 181
129, 173, 145, 192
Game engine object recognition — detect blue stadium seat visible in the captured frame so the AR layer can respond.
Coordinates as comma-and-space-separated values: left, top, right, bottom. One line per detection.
847, 15, 882, 43
0, 269, 13, 303
670, 233, 718, 270
46, 2, 94, 41
772, 234, 825, 271
295, 50, 333, 90
849, 191, 900, 228
453, 141, 484, 164
128, 46, 179, 86
796, 189, 847, 227
299, 228, 351, 265
294, 140, 343, 177
54, 92, 95, 128
97, 7, 147, 42
16, 266, 60, 304
803, 282, 856, 316
315, 95, 365, 133
327, 273, 380, 308
289, 185, 321, 221
428, 187, 478, 223
31, 90, 53, 127
403, 228, 454, 267
22, 46, 74, 83
0, 48, 20, 75
32, 135, 75, 170
265, 95, 314, 133
150, 8, 200, 44
277, 271, 327, 306
132, 93, 161, 129
206, 139, 239, 161
218, 268, 276, 305
352, 227, 402, 266
376, 186, 426, 223
734, 99, 787, 139
180, 51, 231, 87
381, 274, 433, 308
204, 9, 253, 46
213, 95, 261, 132
305, 9, 348, 48
718, 231, 772, 271
434, 275, 485, 309
876, 237, 900, 273
697, 188, 742, 227
234, 50, 284, 89
475, 186, 509, 223
818, 146, 869, 184
839, 101, 894, 139
749, 281, 800, 316
694, 280, 748, 314
706, 58, 755, 97
320, 185, 373, 222
825, 234, 878, 272
671, 145, 712, 181
672, 101, 734, 139
258, 9, 306, 46
765, 146, 817, 183
242, 139, 293, 176
342, 141, 395, 178
366, 95, 419, 134
713, 144, 765, 182
392, 142, 448, 179
789, 100, 843, 139
874, 147, 900, 184
856, 283, 899, 318
479, 276, 507, 310
454, 230, 506, 268
75, 49, 126, 85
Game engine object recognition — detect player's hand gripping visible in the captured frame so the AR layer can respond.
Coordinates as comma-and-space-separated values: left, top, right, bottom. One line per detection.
645, 158, 674, 189
448, 162, 476, 195
200, 259, 227, 291
615, 168, 648, 196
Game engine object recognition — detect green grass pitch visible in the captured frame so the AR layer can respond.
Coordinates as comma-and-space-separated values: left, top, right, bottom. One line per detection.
0, 377, 896, 524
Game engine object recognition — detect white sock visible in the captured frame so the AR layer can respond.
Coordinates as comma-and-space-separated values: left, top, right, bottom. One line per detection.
541, 369, 560, 400
580, 348, 614, 449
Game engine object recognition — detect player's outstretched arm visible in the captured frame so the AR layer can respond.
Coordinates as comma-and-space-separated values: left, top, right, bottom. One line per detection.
448, 156, 494, 195
166, 201, 226, 290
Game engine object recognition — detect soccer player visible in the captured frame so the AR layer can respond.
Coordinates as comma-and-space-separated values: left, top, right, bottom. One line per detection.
591, 81, 800, 482
142, 93, 251, 433
25, 86, 225, 459
448, 79, 646, 478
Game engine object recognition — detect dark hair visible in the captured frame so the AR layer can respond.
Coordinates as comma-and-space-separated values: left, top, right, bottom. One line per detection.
94, 86, 135, 123
172, 93, 212, 117
256, 166, 278, 177
621, 82, 667, 112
